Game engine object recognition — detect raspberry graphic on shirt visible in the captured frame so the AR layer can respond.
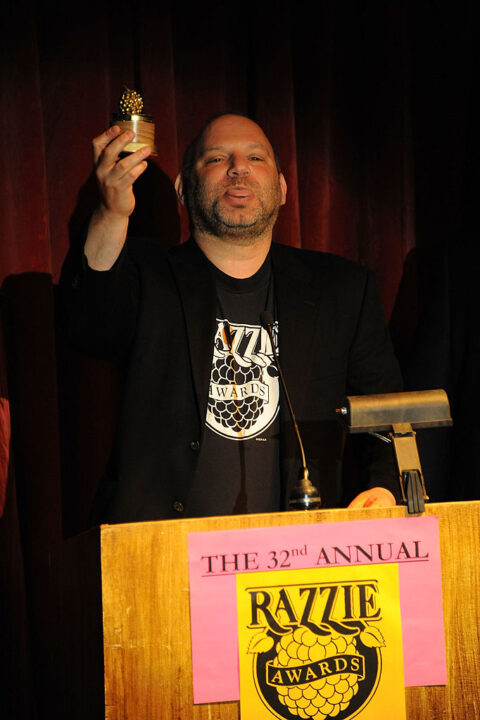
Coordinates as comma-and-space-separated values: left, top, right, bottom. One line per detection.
206, 320, 279, 440
209, 356, 264, 431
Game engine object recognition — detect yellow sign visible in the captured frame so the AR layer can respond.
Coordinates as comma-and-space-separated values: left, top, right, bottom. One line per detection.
236, 564, 405, 720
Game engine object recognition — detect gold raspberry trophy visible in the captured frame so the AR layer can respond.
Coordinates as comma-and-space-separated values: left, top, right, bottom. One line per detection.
112, 87, 157, 154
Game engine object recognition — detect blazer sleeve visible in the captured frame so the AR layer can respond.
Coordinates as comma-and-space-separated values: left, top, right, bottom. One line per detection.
59, 235, 139, 363
346, 269, 404, 500
347, 269, 402, 396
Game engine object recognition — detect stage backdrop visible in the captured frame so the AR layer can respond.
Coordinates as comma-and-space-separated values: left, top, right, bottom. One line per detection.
0, 2, 477, 718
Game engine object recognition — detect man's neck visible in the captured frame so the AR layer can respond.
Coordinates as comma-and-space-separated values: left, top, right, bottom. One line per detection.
194, 232, 272, 278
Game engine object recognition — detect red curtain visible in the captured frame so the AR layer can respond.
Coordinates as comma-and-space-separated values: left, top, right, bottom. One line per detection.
0, 1, 476, 716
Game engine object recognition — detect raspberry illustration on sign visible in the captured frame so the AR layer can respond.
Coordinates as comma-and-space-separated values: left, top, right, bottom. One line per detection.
254, 620, 382, 719
206, 319, 279, 439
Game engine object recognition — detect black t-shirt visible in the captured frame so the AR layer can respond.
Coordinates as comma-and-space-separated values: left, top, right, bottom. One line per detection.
186, 255, 281, 516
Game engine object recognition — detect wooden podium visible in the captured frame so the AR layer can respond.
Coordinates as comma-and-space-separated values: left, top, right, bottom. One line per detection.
40, 502, 479, 719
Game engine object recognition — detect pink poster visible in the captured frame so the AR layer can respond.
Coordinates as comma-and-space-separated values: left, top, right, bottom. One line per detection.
188, 516, 446, 704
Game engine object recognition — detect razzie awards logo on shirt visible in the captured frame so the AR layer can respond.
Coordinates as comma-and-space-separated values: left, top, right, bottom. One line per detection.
236, 565, 405, 720
206, 319, 279, 440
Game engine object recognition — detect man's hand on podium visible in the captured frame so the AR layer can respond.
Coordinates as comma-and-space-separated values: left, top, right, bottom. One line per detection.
348, 487, 396, 509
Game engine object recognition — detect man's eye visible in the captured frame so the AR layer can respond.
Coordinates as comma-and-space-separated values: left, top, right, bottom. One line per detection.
249, 156, 263, 161
206, 157, 223, 164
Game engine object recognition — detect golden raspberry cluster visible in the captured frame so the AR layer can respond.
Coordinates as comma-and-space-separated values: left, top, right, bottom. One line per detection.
119, 88, 143, 116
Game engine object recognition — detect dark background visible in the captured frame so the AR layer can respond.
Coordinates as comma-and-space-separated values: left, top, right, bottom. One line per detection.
0, 1, 478, 716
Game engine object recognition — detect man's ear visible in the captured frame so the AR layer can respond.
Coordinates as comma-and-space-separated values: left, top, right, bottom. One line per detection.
279, 173, 287, 206
175, 173, 185, 205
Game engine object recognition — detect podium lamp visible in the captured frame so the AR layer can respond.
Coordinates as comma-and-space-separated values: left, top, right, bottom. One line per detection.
336, 389, 453, 514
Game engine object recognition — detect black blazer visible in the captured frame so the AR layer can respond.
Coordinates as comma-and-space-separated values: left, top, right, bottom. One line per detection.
62, 237, 402, 524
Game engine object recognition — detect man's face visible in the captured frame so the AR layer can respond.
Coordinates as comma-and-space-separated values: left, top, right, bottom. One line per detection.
184, 115, 287, 241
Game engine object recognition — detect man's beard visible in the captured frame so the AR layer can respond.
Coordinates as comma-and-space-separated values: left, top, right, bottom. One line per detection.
186, 179, 281, 241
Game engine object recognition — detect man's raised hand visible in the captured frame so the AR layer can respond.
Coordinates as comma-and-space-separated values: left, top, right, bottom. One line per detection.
85, 126, 151, 271
93, 125, 150, 219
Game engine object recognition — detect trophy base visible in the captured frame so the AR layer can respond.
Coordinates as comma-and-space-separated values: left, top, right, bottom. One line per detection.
111, 113, 157, 155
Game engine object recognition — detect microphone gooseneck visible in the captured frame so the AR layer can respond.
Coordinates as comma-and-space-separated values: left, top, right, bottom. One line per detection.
260, 311, 321, 510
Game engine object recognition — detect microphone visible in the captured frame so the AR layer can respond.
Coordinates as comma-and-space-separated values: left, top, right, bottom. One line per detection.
260, 311, 321, 510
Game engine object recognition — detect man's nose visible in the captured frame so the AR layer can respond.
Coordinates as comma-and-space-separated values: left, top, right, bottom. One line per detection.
227, 154, 249, 177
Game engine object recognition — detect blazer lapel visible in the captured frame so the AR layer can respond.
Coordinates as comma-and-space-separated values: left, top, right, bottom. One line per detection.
168, 239, 217, 425
271, 243, 321, 417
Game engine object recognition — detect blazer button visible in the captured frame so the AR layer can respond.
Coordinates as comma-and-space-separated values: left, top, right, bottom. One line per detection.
172, 500, 184, 513
189, 440, 200, 451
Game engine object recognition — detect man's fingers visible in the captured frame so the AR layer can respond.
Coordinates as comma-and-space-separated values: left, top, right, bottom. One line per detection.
104, 145, 151, 183
99, 130, 136, 166
92, 125, 122, 165
93, 127, 144, 168
114, 159, 149, 189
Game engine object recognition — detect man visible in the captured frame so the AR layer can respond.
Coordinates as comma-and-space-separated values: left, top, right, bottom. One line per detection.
63, 113, 401, 524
